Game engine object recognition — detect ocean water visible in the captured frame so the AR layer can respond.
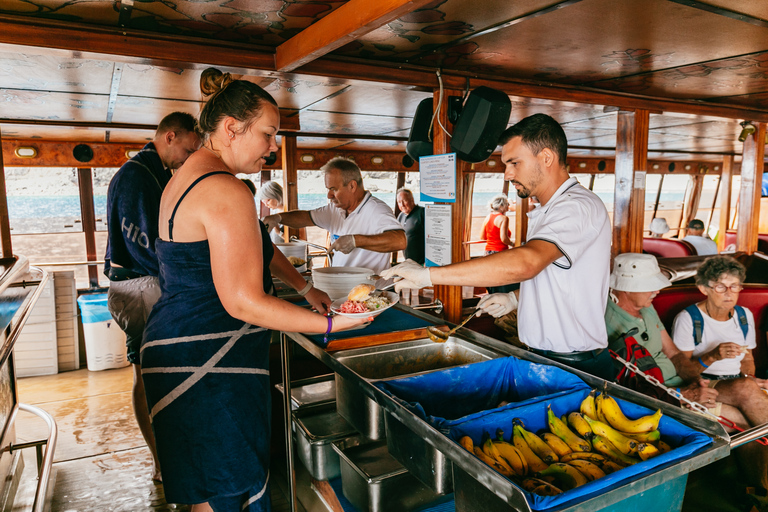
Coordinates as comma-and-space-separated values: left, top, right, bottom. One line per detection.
6, 191, 687, 234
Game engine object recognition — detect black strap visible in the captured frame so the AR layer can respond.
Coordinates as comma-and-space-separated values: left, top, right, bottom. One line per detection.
168, 171, 230, 241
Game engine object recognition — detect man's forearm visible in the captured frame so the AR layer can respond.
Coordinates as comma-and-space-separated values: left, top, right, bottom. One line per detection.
670, 352, 702, 382
276, 210, 315, 228
354, 230, 406, 253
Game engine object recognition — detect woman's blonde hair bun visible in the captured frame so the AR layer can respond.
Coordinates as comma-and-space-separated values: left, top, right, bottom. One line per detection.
200, 68, 236, 97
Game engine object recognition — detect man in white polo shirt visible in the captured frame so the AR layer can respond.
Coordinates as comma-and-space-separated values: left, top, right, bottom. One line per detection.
264, 157, 406, 274
382, 113, 613, 380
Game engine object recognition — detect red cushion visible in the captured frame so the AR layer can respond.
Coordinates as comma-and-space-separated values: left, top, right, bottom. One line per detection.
723, 231, 768, 253
643, 238, 697, 258
652, 284, 768, 374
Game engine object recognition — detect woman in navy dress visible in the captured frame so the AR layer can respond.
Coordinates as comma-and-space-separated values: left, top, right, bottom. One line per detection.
141, 75, 370, 511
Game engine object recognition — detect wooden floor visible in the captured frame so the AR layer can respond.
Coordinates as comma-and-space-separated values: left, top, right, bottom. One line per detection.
13, 367, 297, 512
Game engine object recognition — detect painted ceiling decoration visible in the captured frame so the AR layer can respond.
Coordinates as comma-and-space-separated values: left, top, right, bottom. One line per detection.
0, 0, 767, 161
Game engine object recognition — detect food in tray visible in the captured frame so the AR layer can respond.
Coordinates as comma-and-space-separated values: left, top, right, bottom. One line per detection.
286, 256, 306, 267
338, 284, 391, 314
457, 390, 667, 495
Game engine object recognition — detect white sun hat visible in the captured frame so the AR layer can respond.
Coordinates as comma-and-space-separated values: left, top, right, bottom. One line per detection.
649, 217, 670, 236
610, 253, 672, 292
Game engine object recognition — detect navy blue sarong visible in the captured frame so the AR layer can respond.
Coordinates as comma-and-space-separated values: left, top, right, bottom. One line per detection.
142, 231, 274, 510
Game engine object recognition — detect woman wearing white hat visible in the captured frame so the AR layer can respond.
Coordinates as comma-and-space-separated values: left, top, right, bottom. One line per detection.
648, 217, 670, 238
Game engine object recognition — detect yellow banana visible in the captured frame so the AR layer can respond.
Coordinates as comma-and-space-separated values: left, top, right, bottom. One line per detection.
583, 415, 638, 455
493, 436, 528, 476
532, 483, 563, 496
483, 434, 516, 475
620, 429, 661, 443
473, 446, 516, 478
521, 477, 553, 492
547, 406, 591, 453
600, 394, 662, 434
459, 435, 474, 452
567, 412, 594, 441
541, 432, 573, 458
599, 460, 624, 474
580, 389, 598, 421
637, 442, 661, 461
567, 459, 606, 481
657, 440, 672, 454
595, 393, 610, 423
537, 462, 589, 490
514, 421, 558, 463
512, 425, 549, 473
560, 451, 607, 465
591, 435, 639, 466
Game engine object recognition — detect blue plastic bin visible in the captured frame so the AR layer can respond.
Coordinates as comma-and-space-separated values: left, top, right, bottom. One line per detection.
77, 293, 128, 371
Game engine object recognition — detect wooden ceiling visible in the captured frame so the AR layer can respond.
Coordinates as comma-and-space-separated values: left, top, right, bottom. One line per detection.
1, 0, 768, 162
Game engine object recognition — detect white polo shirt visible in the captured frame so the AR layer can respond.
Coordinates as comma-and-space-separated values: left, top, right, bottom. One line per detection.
310, 192, 404, 274
517, 177, 611, 352
681, 235, 718, 256
671, 306, 755, 376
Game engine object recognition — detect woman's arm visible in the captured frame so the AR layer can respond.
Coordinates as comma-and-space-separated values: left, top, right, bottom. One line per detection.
269, 246, 331, 314
499, 215, 513, 246
661, 329, 701, 382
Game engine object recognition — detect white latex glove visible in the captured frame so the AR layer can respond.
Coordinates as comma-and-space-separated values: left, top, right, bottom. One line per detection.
380, 259, 432, 292
476, 292, 518, 318
263, 213, 281, 233
330, 234, 356, 254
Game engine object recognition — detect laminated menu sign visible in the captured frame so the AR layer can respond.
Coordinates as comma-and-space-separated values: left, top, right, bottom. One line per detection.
419, 153, 456, 203
425, 204, 451, 267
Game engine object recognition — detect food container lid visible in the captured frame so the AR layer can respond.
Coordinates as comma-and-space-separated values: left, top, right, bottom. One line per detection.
293, 403, 357, 443
275, 374, 336, 409
332, 440, 408, 483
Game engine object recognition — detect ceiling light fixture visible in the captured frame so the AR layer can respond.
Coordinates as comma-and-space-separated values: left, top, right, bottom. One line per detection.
14, 146, 36, 158
371, 156, 384, 165
300, 154, 314, 163
738, 121, 756, 142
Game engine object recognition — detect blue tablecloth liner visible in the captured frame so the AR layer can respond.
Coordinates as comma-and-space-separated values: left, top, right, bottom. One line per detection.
449, 388, 713, 511
327, 477, 455, 512
306, 307, 435, 348
375, 356, 590, 432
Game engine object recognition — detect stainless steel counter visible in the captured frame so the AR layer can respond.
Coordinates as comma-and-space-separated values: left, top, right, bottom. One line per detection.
280, 304, 732, 512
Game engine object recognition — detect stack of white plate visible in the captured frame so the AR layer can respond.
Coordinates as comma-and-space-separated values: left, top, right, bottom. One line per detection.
276, 242, 308, 272
311, 267, 373, 301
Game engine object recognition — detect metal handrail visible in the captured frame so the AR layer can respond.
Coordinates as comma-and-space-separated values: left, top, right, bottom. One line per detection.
0, 267, 50, 369
729, 422, 768, 449
14, 404, 58, 512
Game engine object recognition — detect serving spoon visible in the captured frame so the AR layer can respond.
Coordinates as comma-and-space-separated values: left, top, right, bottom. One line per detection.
427, 308, 479, 343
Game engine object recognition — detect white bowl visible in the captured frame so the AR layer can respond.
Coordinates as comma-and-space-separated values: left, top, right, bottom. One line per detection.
276, 242, 308, 273
311, 266, 373, 300
330, 291, 399, 319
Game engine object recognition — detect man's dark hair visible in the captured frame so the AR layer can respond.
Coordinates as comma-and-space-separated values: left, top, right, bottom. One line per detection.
687, 219, 705, 230
499, 113, 568, 165
156, 111, 197, 137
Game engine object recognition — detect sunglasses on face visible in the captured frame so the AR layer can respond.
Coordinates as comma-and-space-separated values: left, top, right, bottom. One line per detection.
707, 283, 743, 293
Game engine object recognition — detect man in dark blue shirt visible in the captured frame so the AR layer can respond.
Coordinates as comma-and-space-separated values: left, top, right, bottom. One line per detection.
396, 188, 425, 265
104, 111, 200, 481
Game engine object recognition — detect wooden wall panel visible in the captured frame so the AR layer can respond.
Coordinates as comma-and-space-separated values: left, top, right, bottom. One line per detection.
717, 155, 734, 252
736, 122, 766, 254
613, 110, 648, 258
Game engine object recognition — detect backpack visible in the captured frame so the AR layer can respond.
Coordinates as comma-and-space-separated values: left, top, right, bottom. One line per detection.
684, 304, 748, 345
610, 328, 679, 404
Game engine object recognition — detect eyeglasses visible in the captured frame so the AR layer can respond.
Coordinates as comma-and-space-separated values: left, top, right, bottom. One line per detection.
708, 283, 743, 293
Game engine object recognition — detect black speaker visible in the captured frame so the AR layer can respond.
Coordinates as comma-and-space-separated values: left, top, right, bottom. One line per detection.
450, 86, 511, 163
73, 144, 94, 163
406, 98, 434, 161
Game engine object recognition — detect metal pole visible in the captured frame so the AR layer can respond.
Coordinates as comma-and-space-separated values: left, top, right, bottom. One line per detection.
280, 332, 297, 512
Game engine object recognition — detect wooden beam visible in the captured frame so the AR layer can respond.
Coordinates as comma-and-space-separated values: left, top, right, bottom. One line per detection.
736, 122, 766, 254
281, 135, 301, 242
259, 170, 271, 219
77, 168, 99, 287
717, 155, 734, 252
681, 174, 704, 237
3, 140, 145, 168
0, 128, 11, 257
613, 110, 648, 259
431, 89, 465, 324
514, 196, 529, 248
275, 0, 433, 72
3, 14, 768, 122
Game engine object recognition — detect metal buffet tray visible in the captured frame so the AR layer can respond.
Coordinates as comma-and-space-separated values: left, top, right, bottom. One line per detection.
284, 304, 732, 512
333, 336, 503, 440
275, 374, 336, 411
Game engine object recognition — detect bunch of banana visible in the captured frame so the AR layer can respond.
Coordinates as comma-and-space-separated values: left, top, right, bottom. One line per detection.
453, 390, 672, 496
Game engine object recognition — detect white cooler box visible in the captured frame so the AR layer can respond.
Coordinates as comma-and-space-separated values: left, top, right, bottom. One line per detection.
77, 293, 129, 371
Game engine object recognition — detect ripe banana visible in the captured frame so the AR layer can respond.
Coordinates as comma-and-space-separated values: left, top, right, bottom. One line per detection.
591, 435, 639, 466
657, 440, 672, 454
560, 451, 607, 465
619, 429, 661, 443
600, 394, 662, 433
567, 459, 606, 481
583, 415, 638, 455
521, 477, 553, 492
512, 425, 549, 472
493, 436, 529, 476
595, 392, 610, 423
483, 434, 517, 475
532, 483, 563, 496
537, 462, 589, 490
514, 421, 558, 463
473, 446, 516, 478
599, 460, 624, 474
580, 389, 598, 421
637, 442, 661, 461
547, 406, 591, 453
459, 436, 474, 452
567, 412, 594, 441
541, 432, 573, 458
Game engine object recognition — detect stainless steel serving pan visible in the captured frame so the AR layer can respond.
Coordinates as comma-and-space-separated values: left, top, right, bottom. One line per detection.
293, 402, 361, 481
